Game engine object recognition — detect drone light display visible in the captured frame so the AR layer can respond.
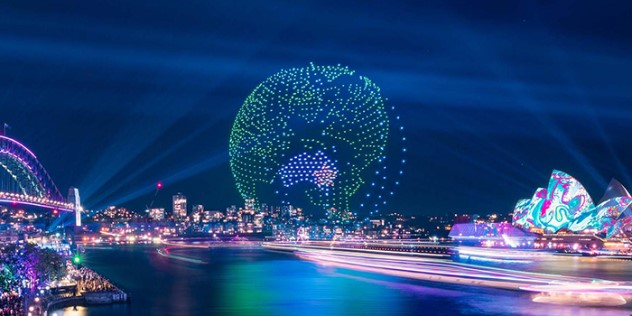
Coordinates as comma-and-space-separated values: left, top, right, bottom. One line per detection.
229, 63, 404, 213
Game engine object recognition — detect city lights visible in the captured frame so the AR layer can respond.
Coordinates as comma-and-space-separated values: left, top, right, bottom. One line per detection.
1, 2, 631, 316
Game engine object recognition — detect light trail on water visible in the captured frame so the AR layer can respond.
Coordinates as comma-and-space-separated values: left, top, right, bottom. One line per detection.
265, 243, 632, 307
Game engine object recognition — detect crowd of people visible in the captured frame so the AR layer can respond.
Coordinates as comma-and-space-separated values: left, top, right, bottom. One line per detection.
70, 266, 117, 293
0, 292, 23, 316
1, 243, 120, 315
1, 242, 66, 314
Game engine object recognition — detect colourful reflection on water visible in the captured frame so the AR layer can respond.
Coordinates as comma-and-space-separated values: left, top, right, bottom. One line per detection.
50, 246, 631, 316
220, 260, 404, 315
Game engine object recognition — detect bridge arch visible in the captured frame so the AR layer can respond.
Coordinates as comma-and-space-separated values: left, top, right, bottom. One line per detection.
0, 135, 72, 211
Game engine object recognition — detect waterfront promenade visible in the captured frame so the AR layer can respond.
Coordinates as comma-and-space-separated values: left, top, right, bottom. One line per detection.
41, 265, 128, 316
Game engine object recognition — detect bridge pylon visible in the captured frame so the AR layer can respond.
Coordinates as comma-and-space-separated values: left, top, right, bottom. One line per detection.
68, 187, 82, 227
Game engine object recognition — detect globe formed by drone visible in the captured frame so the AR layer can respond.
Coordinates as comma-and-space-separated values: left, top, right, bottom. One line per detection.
230, 63, 402, 213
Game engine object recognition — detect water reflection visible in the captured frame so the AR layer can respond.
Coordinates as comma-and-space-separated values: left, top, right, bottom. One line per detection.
220, 260, 406, 315
49, 247, 631, 316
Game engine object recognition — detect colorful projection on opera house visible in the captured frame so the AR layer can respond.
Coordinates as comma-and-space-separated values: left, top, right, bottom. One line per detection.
513, 170, 632, 238
229, 64, 404, 213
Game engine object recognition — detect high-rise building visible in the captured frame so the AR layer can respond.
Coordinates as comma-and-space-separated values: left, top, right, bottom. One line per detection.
191, 204, 204, 223
149, 208, 165, 221
172, 193, 187, 218
226, 205, 237, 221
205, 210, 223, 222
244, 198, 255, 211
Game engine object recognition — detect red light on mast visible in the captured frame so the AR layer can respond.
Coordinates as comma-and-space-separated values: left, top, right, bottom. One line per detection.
156, 182, 163, 189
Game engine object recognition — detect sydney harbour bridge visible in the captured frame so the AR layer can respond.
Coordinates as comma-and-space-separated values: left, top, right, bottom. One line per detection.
0, 133, 82, 226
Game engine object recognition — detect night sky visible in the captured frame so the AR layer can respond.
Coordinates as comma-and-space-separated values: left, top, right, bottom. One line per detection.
1, 1, 631, 215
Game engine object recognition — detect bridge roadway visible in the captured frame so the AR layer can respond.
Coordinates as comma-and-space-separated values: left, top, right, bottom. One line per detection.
0, 191, 74, 211
262, 241, 632, 307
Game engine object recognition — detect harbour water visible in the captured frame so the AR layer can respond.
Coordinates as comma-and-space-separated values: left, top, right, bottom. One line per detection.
51, 245, 632, 316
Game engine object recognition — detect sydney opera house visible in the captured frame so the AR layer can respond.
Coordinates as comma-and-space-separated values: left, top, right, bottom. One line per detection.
512, 170, 632, 241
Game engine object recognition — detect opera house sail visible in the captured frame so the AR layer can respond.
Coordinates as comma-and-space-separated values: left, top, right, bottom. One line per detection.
512, 170, 632, 239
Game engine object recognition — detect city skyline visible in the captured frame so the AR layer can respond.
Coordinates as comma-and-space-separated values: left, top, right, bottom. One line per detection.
1, 1, 631, 216
2, 2, 632, 315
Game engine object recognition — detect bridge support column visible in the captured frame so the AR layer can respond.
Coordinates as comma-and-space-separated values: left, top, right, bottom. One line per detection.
68, 187, 82, 227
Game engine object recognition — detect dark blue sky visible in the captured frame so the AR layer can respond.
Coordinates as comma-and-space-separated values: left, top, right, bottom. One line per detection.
1, 1, 631, 215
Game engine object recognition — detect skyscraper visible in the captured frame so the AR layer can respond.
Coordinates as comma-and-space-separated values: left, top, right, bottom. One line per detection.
244, 198, 255, 211
149, 208, 165, 221
191, 204, 204, 223
172, 193, 187, 219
